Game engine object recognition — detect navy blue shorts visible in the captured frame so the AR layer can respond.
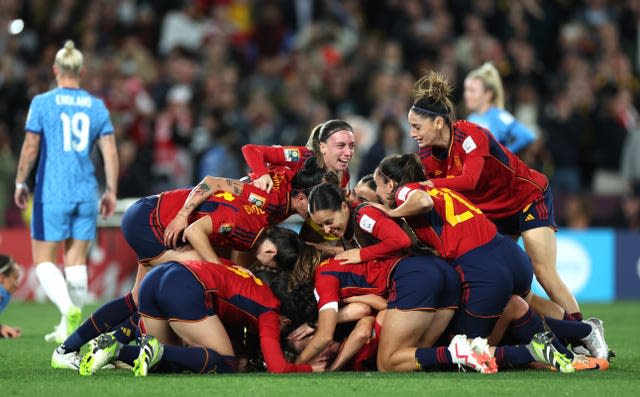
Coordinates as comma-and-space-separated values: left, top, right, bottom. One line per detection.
138, 262, 215, 322
121, 196, 166, 262
450, 234, 533, 337
387, 255, 460, 311
493, 188, 558, 236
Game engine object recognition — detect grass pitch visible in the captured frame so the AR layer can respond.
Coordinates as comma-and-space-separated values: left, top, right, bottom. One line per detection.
1, 301, 639, 397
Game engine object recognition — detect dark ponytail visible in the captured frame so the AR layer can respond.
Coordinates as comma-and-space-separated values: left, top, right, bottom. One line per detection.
377, 153, 426, 188
308, 182, 346, 215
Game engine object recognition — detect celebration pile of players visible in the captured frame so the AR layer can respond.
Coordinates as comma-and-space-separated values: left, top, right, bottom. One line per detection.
18, 41, 612, 377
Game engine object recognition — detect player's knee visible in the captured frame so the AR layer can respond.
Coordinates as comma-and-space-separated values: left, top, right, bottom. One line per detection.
503, 295, 529, 320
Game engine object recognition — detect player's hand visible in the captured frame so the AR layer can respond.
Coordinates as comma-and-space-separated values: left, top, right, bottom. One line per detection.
0, 324, 21, 339
14, 184, 29, 209
334, 248, 361, 264
163, 215, 188, 248
252, 174, 274, 193
99, 191, 117, 219
420, 179, 434, 188
309, 357, 327, 373
287, 323, 315, 341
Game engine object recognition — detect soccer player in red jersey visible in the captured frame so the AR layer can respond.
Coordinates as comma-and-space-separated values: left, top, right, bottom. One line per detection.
53, 226, 309, 370
241, 119, 354, 192
371, 154, 614, 370
79, 259, 319, 375
293, 183, 502, 373
162, 158, 329, 249
406, 71, 581, 322
373, 154, 533, 338
243, 120, 355, 245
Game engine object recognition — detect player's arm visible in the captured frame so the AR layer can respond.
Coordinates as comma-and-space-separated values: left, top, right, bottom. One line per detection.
428, 155, 485, 191
257, 311, 314, 373
183, 216, 222, 264
14, 131, 40, 209
387, 189, 434, 218
342, 294, 387, 312
163, 177, 245, 248
98, 133, 119, 219
336, 207, 412, 263
329, 315, 375, 371
296, 304, 338, 365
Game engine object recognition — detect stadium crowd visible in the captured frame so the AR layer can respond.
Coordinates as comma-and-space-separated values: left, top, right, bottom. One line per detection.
1, 0, 640, 230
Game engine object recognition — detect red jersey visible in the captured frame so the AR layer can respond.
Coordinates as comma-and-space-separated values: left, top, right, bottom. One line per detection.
350, 204, 413, 261
240, 166, 294, 225
242, 144, 350, 189
157, 189, 268, 251
313, 257, 403, 310
395, 183, 496, 258
180, 259, 312, 373
418, 120, 548, 220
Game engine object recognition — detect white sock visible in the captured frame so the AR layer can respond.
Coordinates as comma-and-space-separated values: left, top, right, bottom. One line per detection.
35, 262, 74, 316
65, 264, 88, 309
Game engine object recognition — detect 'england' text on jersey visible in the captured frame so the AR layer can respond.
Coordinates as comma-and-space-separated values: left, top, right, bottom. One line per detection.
55, 94, 92, 107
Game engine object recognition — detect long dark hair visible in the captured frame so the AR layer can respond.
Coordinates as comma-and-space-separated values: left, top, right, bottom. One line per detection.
269, 272, 317, 329
308, 181, 346, 214
291, 157, 332, 197
0, 255, 17, 277
377, 153, 426, 189
257, 226, 305, 272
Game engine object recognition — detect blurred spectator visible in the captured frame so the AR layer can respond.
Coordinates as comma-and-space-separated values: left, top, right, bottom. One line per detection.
152, 84, 194, 191
612, 184, 640, 230
560, 194, 593, 230
358, 116, 404, 180
539, 88, 586, 194
0, 124, 16, 226
197, 119, 244, 181
592, 82, 633, 194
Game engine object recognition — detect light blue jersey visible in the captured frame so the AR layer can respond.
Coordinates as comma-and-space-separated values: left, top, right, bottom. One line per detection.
25, 87, 113, 204
468, 107, 536, 154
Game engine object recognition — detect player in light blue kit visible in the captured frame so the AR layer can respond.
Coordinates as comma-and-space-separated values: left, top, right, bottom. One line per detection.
464, 62, 536, 155
14, 40, 119, 343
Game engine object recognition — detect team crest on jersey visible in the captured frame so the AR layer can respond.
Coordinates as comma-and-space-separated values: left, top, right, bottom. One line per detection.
397, 186, 411, 202
218, 223, 233, 234
462, 136, 477, 153
284, 148, 300, 162
248, 193, 266, 207
359, 214, 376, 233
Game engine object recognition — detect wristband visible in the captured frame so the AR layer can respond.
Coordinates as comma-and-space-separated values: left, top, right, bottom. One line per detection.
15, 183, 27, 190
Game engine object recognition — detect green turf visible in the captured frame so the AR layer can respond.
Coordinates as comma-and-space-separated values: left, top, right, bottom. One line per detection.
1, 301, 639, 396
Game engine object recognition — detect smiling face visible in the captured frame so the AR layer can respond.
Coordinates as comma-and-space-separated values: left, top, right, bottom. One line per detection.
463, 77, 492, 113
310, 201, 351, 238
407, 110, 448, 149
320, 130, 355, 172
